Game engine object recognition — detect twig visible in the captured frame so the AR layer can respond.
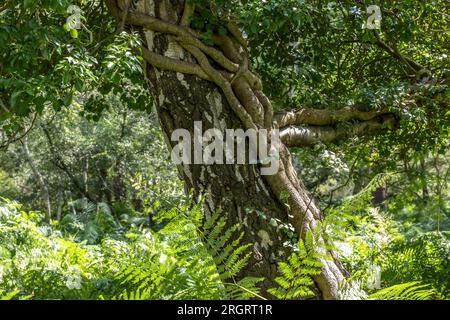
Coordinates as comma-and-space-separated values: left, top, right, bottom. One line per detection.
0, 113, 38, 150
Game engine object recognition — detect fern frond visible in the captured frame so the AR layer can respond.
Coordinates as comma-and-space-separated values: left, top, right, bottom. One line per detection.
0, 290, 19, 300
223, 278, 265, 300
268, 231, 324, 300
368, 282, 438, 300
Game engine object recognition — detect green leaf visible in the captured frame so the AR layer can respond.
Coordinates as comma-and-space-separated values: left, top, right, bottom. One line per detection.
10, 91, 23, 108
75, 80, 84, 92
24, 0, 34, 9
63, 94, 73, 106
63, 71, 72, 84
70, 29, 79, 39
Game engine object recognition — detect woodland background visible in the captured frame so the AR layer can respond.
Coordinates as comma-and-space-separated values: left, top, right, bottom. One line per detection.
0, 0, 449, 300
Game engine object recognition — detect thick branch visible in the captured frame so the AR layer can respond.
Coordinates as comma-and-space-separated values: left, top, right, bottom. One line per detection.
280, 115, 397, 147
274, 106, 390, 128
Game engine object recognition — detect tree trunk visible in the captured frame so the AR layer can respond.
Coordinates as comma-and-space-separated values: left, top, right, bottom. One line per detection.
22, 136, 52, 222
56, 191, 63, 221
106, 0, 349, 299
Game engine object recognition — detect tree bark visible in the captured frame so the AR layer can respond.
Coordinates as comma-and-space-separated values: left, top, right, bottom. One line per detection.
106, 0, 350, 299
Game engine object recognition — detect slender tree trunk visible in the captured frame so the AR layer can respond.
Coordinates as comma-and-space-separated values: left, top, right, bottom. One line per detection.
66, 191, 77, 215
83, 157, 89, 196
22, 136, 52, 222
106, 0, 350, 299
420, 157, 429, 200
56, 191, 63, 221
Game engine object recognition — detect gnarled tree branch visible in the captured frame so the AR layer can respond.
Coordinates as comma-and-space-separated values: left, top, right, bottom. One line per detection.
274, 105, 390, 128
280, 114, 398, 147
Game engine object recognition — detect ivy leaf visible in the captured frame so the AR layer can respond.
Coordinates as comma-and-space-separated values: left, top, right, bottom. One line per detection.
70, 29, 78, 39
63, 94, 73, 107
63, 71, 72, 84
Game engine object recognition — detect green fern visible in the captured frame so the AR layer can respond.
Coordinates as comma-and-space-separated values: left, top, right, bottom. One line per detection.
59, 200, 118, 244
112, 260, 167, 300
201, 211, 253, 279
108, 204, 260, 300
198, 210, 262, 299
379, 233, 450, 296
337, 278, 368, 300
268, 231, 324, 300
338, 173, 394, 214
223, 277, 266, 300
368, 282, 438, 300
0, 290, 19, 300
